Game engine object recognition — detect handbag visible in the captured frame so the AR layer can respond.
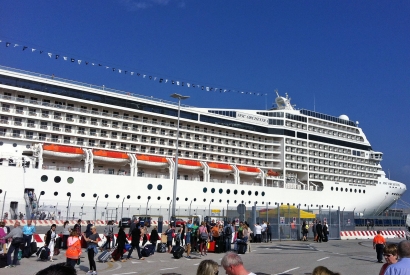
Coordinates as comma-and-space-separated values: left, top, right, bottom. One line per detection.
11, 237, 24, 245
200, 231, 208, 240
76, 258, 81, 265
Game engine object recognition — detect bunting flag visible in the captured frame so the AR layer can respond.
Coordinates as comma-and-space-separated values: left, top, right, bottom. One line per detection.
1, 38, 269, 98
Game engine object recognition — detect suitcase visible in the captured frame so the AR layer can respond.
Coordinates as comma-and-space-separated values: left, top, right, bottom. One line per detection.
141, 244, 155, 257
207, 241, 215, 252
23, 246, 31, 258
98, 250, 113, 262
237, 243, 246, 254
157, 243, 167, 253
111, 248, 124, 261
171, 245, 184, 259
215, 239, 224, 253
0, 254, 7, 268
125, 244, 131, 251
80, 236, 87, 248
30, 242, 37, 256
37, 246, 50, 261
54, 247, 60, 256
55, 237, 62, 249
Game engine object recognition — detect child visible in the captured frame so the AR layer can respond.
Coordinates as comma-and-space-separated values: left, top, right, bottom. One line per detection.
185, 228, 191, 258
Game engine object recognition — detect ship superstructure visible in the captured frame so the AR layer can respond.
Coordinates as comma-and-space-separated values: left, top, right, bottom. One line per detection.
0, 65, 405, 220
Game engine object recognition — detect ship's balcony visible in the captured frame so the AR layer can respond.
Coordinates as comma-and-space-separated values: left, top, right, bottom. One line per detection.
42, 165, 85, 172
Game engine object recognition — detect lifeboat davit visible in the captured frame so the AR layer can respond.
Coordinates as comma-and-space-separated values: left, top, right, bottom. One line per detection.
267, 169, 280, 177
208, 162, 233, 174
237, 165, 260, 176
136, 155, 169, 168
177, 159, 203, 170
42, 144, 84, 160
92, 150, 129, 164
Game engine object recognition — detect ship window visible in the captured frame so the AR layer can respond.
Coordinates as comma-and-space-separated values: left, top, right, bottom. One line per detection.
203, 187, 207, 193
13, 143, 17, 147
331, 187, 334, 191
340, 188, 343, 191
0, 142, 2, 146
234, 190, 238, 195
354, 189, 357, 193
157, 196, 161, 200
157, 184, 162, 190
41, 175, 48, 182
219, 189, 223, 194
350, 189, 352, 192
363, 190, 366, 194
359, 189, 361, 193
226, 189, 230, 194
241, 190, 245, 195
336, 187, 338, 191
248, 191, 252, 195
261, 191, 265, 196
255, 191, 258, 196
54, 176, 61, 183
67, 177, 74, 184
211, 188, 215, 193
147, 184, 153, 190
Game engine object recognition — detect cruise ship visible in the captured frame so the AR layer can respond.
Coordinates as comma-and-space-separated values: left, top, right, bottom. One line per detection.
0, 65, 406, 220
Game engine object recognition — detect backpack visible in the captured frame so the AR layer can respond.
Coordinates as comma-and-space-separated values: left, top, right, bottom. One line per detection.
224, 226, 232, 236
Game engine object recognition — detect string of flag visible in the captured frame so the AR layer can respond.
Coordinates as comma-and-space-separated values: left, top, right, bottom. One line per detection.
0, 39, 268, 97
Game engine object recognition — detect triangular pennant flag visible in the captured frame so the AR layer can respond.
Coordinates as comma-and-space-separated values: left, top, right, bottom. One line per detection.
0, 40, 2, 43
206, 87, 210, 91
48, 53, 52, 58
165, 79, 168, 83
143, 75, 146, 78
149, 76, 152, 80
201, 86, 204, 90
153, 77, 156, 80
23, 46, 27, 51
40, 51, 43, 54
63, 56, 67, 60
124, 71, 127, 74
85, 61, 89, 65
137, 73, 140, 76
119, 69, 121, 73
91, 63, 95, 65
55, 55, 59, 59
71, 58, 75, 62
78, 60, 81, 64
112, 68, 115, 71
172, 80, 175, 84
106, 66, 109, 69
181, 82, 184, 86
176, 81, 180, 85
131, 72, 134, 75
192, 84, 195, 88
14, 44, 19, 47
6, 42, 10, 47
187, 83, 190, 87
159, 78, 163, 83
31, 48, 36, 52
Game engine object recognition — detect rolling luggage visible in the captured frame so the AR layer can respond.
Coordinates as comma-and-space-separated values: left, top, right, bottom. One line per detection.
171, 245, 184, 259
237, 243, 246, 254
98, 250, 113, 262
37, 246, 50, 261
141, 244, 155, 257
157, 243, 167, 253
23, 245, 31, 258
0, 254, 7, 268
30, 242, 38, 256
207, 241, 215, 252
215, 238, 224, 253
111, 247, 125, 261
55, 237, 62, 249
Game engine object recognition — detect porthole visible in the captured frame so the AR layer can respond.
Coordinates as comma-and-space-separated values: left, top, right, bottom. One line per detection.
248, 191, 252, 196
346, 189, 348, 192
41, 175, 48, 182
248, 201, 251, 204
219, 188, 223, 194
350, 189, 352, 192
226, 189, 231, 194
234, 200, 237, 203
13, 143, 17, 147
261, 191, 265, 196
340, 188, 343, 191
241, 190, 245, 195
211, 188, 215, 193
363, 190, 366, 194
157, 196, 161, 200
157, 184, 162, 190
26, 144, 31, 149
147, 184, 153, 190
359, 190, 361, 193
67, 177, 74, 184
331, 187, 334, 191
336, 187, 338, 191
234, 190, 238, 195
255, 191, 258, 196
354, 189, 357, 193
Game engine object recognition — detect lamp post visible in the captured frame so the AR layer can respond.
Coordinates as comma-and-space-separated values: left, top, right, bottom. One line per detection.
66, 192, 71, 220
209, 199, 214, 217
37, 191, 45, 210
93, 194, 99, 221
146, 196, 151, 216
120, 195, 131, 224
189, 198, 196, 216
168, 199, 173, 222
0, 190, 5, 220
170, 93, 190, 226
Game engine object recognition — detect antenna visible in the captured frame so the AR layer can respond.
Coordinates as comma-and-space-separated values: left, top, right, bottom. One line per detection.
265, 93, 267, 110
314, 94, 316, 112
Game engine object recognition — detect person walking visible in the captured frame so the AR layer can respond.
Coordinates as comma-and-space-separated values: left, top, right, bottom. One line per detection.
164, 225, 175, 253
1, 221, 23, 268
61, 221, 70, 249
322, 221, 329, 242
316, 221, 323, 243
116, 226, 128, 262
198, 222, 208, 256
301, 221, 308, 241
126, 223, 144, 261
84, 226, 100, 274
312, 220, 317, 241
224, 221, 234, 252
65, 230, 81, 268
102, 220, 114, 250
150, 226, 159, 248
267, 222, 272, 242
45, 224, 57, 262
373, 230, 386, 263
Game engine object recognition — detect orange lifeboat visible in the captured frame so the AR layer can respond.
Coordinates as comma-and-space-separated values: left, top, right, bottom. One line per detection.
208, 162, 233, 174
177, 159, 203, 170
237, 165, 260, 176
136, 155, 169, 168
267, 169, 280, 177
93, 149, 129, 164
42, 144, 84, 160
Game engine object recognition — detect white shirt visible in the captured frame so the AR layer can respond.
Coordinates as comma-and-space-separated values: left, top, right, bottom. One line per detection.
261, 223, 267, 232
254, 225, 262, 234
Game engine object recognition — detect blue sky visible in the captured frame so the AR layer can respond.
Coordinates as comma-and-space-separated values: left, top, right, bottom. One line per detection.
1, 1, 409, 205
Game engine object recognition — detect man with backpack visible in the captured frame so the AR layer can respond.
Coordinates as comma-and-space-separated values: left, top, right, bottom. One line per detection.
224, 221, 234, 252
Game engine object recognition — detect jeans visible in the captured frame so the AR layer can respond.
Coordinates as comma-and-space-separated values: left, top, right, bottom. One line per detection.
23, 234, 32, 248
225, 237, 231, 251
127, 243, 142, 259
62, 235, 69, 249
102, 236, 112, 250
87, 248, 96, 271
376, 244, 384, 262
66, 258, 77, 268
7, 243, 20, 266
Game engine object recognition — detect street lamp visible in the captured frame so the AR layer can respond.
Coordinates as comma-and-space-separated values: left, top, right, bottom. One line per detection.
66, 192, 71, 220
118, 195, 131, 225
209, 199, 214, 217
0, 189, 5, 220
146, 196, 151, 216
189, 198, 196, 216
93, 194, 99, 221
170, 93, 190, 226
37, 191, 45, 209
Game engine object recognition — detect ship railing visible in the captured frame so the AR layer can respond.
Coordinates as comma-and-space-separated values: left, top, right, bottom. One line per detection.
42, 165, 85, 172
210, 179, 235, 184
137, 173, 170, 179
93, 169, 130, 176
266, 181, 284, 188
240, 181, 262, 186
